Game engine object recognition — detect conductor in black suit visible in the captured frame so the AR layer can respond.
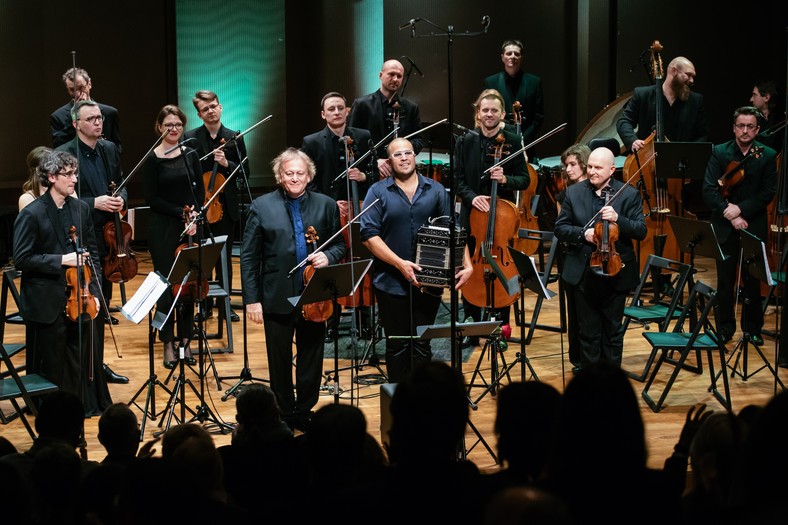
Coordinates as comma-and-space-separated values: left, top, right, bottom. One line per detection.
13, 150, 112, 416
184, 90, 250, 322
484, 39, 544, 146
554, 147, 647, 370
56, 99, 128, 384
241, 148, 345, 432
348, 59, 423, 179
51, 67, 121, 152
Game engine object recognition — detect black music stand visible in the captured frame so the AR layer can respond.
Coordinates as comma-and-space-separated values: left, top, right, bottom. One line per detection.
288, 259, 372, 404
417, 320, 500, 462
725, 230, 785, 388
654, 141, 712, 216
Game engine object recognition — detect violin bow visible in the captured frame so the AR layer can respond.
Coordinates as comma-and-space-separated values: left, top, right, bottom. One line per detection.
331, 127, 400, 185
198, 114, 272, 161
180, 156, 248, 237
484, 122, 567, 173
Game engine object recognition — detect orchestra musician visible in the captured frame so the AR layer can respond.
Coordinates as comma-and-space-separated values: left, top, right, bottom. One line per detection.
141, 105, 204, 369
240, 148, 345, 432
701, 106, 777, 347
19, 146, 52, 211
348, 59, 424, 179
56, 99, 128, 384
184, 90, 249, 323
51, 67, 121, 152
455, 88, 529, 344
301, 91, 373, 341
13, 150, 112, 416
750, 80, 784, 154
484, 39, 544, 147
554, 147, 647, 371
360, 137, 473, 383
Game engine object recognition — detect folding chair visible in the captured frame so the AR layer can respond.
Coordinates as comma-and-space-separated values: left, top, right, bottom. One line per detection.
641, 280, 732, 413
623, 254, 694, 381
0, 343, 59, 438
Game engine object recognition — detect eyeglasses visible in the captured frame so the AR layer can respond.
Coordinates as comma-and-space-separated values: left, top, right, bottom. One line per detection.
284, 170, 307, 179
735, 123, 758, 131
56, 170, 78, 179
390, 150, 415, 159
162, 122, 184, 130
198, 103, 220, 114
80, 115, 103, 124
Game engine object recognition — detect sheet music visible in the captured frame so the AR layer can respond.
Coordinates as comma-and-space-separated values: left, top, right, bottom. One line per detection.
121, 271, 169, 324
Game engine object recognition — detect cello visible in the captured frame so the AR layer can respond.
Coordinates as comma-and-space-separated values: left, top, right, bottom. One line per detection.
102, 181, 138, 284
463, 133, 521, 309
622, 40, 681, 272
511, 100, 540, 255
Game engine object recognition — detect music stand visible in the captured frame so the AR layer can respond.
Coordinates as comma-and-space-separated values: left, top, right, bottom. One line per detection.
417, 320, 500, 462
288, 259, 372, 404
654, 141, 712, 216
725, 230, 785, 388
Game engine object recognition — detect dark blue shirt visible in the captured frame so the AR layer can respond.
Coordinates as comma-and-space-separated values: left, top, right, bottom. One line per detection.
360, 174, 451, 296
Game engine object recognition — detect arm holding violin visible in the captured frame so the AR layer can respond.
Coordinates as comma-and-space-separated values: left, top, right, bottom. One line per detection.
94, 140, 126, 213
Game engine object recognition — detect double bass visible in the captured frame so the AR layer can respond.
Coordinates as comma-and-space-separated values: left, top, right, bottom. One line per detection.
511, 101, 540, 255
463, 133, 521, 309
622, 40, 681, 272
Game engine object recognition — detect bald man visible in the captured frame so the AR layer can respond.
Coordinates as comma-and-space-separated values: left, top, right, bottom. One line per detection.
554, 147, 647, 370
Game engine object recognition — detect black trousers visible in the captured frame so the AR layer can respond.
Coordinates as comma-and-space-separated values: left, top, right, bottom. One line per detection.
571, 271, 628, 368
716, 234, 764, 337
375, 286, 441, 383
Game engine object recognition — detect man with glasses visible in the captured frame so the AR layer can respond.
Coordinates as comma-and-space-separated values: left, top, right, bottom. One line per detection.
56, 99, 128, 385
360, 137, 473, 382
184, 90, 249, 322
51, 67, 121, 152
702, 106, 778, 347
241, 148, 345, 432
13, 150, 113, 416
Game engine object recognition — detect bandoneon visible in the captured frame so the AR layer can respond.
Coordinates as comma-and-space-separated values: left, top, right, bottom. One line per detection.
415, 223, 467, 287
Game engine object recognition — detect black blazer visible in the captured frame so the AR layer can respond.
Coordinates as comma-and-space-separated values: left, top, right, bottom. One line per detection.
183, 123, 249, 222
616, 85, 710, 152
484, 71, 544, 145
51, 101, 122, 152
13, 191, 101, 324
348, 91, 424, 156
240, 189, 346, 315
554, 178, 647, 290
301, 125, 373, 201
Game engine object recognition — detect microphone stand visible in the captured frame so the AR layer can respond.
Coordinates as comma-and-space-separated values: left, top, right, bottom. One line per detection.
404, 15, 489, 461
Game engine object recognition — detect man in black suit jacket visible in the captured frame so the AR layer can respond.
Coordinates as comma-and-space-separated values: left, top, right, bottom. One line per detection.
240, 148, 345, 432
184, 90, 250, 322
51, 67, 121, 152
302, 92, 373, 340
484, 39, 544, 147
554, 147, 647, 370
56, 100, 128, 384
349, 59, 423, 179
13, 150, 112, 416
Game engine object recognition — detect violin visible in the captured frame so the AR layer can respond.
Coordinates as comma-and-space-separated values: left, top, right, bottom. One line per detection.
65, 225, 99, 321
589, 187, 623, 277
102, 181, 138, 283
301, 225, 334, 322
203, 138, 226, 224
173, 205, 209, 301
718, 145, 764, 199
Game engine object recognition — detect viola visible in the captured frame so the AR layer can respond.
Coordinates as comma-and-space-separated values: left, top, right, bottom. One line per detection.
203, 138, 226, 224
102, 181, 138, 283
717, 145, 764, 199
301, 225, 334, 322
511, 100, 540, 255
589, 187, 623, 277
65, 225, 99, 321
463, 133, 521, 309
173, 205, 209, 301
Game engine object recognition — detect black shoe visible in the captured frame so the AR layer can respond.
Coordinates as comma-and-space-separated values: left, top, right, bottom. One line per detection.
360, 325, 373, 340
750, 334, 764, 346
163, 359, 176, 370
778, 360, 788, 369
105, 315, 119, 325
325, 328, 337, 343
294, 412, 313, 432
719, 331, 733, 345
571, 366, 582, 375
230, 309, 240, 322
462, 336, 480, 348
103, 364, 129, 384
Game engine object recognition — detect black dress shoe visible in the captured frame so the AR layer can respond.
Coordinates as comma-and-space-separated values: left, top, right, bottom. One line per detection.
750, 334, 764, 346
230, 309, 240, 322
778, 360, 788, 369
462, 336, 480, 348
360, 325, 373, 340
163, 359, 176, 370
103, 364, 129, 384
105, 315, 119, 325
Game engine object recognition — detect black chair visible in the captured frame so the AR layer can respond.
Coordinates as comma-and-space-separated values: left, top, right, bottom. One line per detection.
624, 254, 693, 381
0, 342, 59, 438
641, 280, 732, 413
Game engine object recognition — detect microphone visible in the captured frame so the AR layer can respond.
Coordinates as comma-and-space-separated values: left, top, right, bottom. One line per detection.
452, 122, 471, 133
163, 137, 198, 155
401, 55, 424, 77
398, 18, 419, 30
411, 20, 416, 39
482, 15, 490, 33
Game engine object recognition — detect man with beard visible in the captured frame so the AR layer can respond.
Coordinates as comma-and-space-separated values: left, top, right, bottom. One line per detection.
617, 56, 710, 215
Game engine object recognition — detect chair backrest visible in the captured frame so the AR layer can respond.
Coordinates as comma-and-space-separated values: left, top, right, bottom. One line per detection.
627, 254, 692, 328
671, 279, 719, 345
